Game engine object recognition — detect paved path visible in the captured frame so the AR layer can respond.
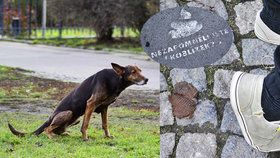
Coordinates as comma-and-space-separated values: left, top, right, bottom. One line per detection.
160, 0, 277, 157
0, 41, 159, 90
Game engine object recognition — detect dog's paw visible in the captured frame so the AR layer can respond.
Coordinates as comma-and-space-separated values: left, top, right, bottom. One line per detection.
105, 135, 114, 139
45, 133, 55, 139
61, 131, 70, 136
47, 135, 54, 139
82, 137, 90, 141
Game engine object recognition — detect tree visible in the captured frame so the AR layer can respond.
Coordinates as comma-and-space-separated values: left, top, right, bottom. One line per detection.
125, 0, 159, 32
82, 0, 116, 41
48, 0, 159, 41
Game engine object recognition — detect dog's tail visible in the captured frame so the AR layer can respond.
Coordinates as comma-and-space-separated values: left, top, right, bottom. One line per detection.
8, 123, 26, 137
8, 120, 51, 137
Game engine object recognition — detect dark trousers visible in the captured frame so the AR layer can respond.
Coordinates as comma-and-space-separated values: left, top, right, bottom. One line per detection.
261, 0, 280, 33
262, 46, 280, 121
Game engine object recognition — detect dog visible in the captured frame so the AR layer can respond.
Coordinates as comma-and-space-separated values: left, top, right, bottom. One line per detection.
8, 63, 148, 141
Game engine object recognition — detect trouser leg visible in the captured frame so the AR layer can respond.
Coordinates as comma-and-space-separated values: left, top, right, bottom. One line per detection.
260, 0, 280, 33
262, 46, 280, 121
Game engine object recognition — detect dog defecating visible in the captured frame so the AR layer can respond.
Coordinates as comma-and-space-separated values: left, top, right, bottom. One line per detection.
8, 63, 148, 141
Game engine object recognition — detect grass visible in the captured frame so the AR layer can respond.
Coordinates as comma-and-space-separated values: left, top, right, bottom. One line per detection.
31, 28, 96, 39
0, 65, 76, 103
7, 27, 143, 53
30, 27, 139, 39
0, 66, 24, 81
31, 37, 144, 54
27, 27, 143, 53
0, 65, 159, 157
0, 107, 159, 158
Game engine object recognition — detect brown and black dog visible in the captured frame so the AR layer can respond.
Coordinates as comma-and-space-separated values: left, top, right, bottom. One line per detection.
8, 63, 148, 141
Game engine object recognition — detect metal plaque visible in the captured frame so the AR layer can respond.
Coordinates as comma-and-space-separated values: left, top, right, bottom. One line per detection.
141, 6, 234, 68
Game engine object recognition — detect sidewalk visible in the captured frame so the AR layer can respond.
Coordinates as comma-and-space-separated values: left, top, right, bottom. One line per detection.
0, 41, 159, 91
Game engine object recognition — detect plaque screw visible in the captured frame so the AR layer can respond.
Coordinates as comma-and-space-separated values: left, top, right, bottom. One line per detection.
145, 42, 150, 47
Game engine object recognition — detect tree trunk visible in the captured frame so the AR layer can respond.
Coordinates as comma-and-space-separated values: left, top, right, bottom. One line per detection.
120, 25, 125, 38
97, 27, 113, 41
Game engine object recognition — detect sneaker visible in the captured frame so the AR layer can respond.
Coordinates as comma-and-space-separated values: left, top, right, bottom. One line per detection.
230, 71, 280, 152
254, 10, 280, 45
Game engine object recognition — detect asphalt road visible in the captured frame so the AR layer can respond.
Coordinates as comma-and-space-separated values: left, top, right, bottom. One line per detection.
0, 41, 159, 90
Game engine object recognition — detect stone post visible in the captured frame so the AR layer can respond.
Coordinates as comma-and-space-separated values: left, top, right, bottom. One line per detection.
160, 0, 179, 11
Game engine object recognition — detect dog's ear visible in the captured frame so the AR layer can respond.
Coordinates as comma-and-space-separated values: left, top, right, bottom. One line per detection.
111, 63, 125, 76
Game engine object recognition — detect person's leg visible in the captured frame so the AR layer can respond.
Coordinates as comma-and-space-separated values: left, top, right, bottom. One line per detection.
231, 0, 280, 151
256, 0, 280, 121
230, 46, 280, 152
262, 46, 280, 121
260, 0, 280, 34
254, 0, 280, 45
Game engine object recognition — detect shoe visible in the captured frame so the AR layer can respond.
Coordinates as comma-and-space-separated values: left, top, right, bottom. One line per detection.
230, 71, 280, 152
254, 10, 280, 45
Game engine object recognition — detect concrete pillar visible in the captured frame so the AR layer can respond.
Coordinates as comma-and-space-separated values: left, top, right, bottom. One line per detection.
160, 0, 179, 11
42, 0, 47, 38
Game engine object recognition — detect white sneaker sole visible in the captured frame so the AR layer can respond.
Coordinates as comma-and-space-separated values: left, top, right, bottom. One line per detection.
254, 10, 280, 45
230, 71, 258, 150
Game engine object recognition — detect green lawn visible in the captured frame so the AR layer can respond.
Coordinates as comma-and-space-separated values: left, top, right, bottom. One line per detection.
31, 38, 144, 54
0, 65, 159, 157
0, 107, 159, 158
8, 27, 143, 53
0, 65, 77, 103
31, 27, 139, 39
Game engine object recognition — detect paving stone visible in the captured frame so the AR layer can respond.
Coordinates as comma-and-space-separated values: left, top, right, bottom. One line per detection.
250, 68, 270, 76
234, 0, 263, 35
160, 92, 174, 126
176, 100, 217, 127
161, 133, 176, 158
170, 68, 207, 92
187, 0, 228, 20
220, 101, 242, 135
221, 135, 268, 158
213, 44, 240, 65
160, 73, 168, 92
213, 69, 235, 98
160, 0, 178, 11
242, 39, 277, 66
176, 133, 217, 158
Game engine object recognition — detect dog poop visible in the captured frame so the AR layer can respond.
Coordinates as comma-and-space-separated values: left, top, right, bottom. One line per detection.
169, 82, 198, 119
